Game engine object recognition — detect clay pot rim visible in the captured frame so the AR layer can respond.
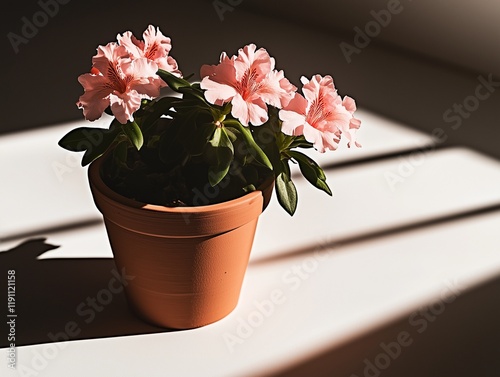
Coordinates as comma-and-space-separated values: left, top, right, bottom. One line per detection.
88, 155, 274, 215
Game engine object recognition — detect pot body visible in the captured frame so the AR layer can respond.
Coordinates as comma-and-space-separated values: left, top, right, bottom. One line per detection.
88, 159, 272, 329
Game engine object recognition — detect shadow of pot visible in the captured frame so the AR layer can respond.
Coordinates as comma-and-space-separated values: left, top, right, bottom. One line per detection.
88, 157, 273, 329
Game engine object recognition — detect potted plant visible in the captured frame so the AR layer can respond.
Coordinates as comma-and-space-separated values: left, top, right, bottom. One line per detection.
59, 25, 362, 329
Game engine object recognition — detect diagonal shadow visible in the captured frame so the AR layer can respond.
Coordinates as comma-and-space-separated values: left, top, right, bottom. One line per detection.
0, 238, 175, 348
250, 203, 500, 266
0, 218, 103, 243
265, 273, 500, 377
291, 143, 442, 178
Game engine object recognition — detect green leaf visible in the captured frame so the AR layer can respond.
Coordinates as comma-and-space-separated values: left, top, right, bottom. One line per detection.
58, 127, 102, 152
107, 139, 129, 178
82, 119, 122, 166
276, 169, 298, 216
147, 134, 161, 148
113, 140, 128, 167
209, 125, 221, 147
224, 126, 239, 142
178, 86, 210, 106
289, 135, 314, 149
223, 119, 273, 170
208, 149, 233, 186
170, 98, 204, 110
158, 118, 184, 164
122, 121, 143, 151
140, 97, 179, 133
58, 123, 121, 166
288, 150, 332, 195
242, 184, 256, 193
157, 69, 192, 91
189, 122, 216, 156
208, 127, 234, 186
209, 127, 233, 150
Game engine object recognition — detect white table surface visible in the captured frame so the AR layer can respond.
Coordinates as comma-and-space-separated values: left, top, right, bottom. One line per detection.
2, 108, 500, 377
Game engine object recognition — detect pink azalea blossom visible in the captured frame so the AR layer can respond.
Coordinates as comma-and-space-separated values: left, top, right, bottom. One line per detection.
117, 25, 181, 76
200, 44, 296, 126
342, 95, 362, 147
77, 42, 166, 124
279, 75, 361, 152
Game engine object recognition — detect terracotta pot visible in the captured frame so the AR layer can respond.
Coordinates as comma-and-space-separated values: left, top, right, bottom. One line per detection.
88, 158, 273, 329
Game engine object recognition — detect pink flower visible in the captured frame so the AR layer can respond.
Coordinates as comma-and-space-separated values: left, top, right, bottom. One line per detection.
117, 25, 181, 76
279, 75, 361, 152
77, 42, 166, 124
200, 44, 296, 126
342, 95, 362, 147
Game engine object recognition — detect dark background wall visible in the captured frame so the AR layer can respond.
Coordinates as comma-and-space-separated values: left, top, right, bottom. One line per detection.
2, 0, 499, 158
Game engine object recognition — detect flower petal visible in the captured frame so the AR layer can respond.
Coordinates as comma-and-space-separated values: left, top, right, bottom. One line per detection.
117, 31, 144, 60
142, 25, 172, 58
233, 44, 272, 82
118, 26, 181, 77
342, 95, 357, 114
200, 54, 238, 105
260, 69, 296, 108
279, 109, 306, 136
231, 94, 268, 126
279, 92, 308, 135
282, 74, 360, 152
200, 78, 236, 105
159, 56, 182, 76
92, 43, 129, 79
76, 73, 113, 121
109, 90, 142, 124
